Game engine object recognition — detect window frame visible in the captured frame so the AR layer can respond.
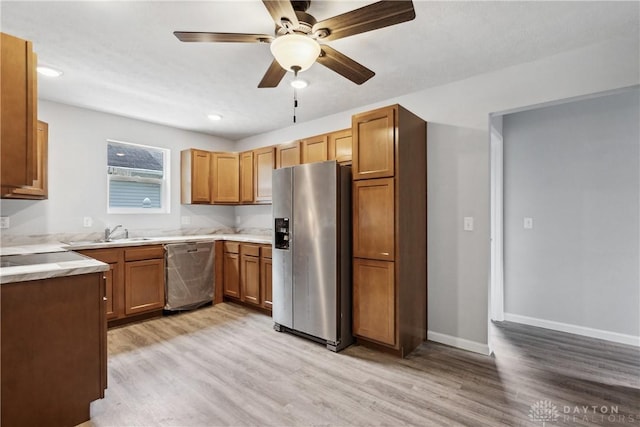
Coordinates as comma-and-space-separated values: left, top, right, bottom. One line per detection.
106, 139, 171, 214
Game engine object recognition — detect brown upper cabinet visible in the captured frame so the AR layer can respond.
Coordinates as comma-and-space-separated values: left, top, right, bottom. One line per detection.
276, 141, 301, 168
254, 146, 275, 203
352, 106, 396, 180
211, 152, 240, 203
181, 149, 211, 204
328, 129, 352, 164
1, 33, 44, 199
301, 134, 328, 164
4, 120, 48, 199
240, 151, 254, 204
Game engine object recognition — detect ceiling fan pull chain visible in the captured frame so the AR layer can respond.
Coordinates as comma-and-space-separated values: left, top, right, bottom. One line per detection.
293, 86, 298, 123
293, 67, 300, 123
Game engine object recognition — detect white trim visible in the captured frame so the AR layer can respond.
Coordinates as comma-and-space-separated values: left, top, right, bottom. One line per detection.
504, 313, 640, 347
489, 114, 505, 322
491, 84, 639, 117
427, 331, 492, 356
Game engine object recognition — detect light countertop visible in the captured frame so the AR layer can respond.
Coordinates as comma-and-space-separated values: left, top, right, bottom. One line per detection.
0, 233, 272, 284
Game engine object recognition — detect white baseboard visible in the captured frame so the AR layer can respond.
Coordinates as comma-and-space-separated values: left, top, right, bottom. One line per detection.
427, 331, 491, 355
503, 313, 640, 347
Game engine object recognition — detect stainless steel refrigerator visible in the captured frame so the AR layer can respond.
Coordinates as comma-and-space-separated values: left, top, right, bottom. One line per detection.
272, 160, 353, 352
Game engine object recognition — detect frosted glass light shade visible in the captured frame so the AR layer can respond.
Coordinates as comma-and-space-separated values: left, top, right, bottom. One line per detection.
270, 34, 320, 72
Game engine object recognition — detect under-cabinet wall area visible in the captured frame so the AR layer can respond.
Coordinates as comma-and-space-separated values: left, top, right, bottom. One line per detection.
0, 100, 237, 238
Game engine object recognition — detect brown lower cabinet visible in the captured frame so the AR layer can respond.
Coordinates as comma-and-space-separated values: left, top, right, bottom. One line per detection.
222, 242, 240, 298
240, 244, 261, 305
1, 272, 107, 427
78, 245, 165, 325
261, 246, 273, 310
223, 241, 272, 312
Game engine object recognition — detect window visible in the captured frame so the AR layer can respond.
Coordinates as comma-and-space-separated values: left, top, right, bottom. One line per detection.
107, 140, 170, 214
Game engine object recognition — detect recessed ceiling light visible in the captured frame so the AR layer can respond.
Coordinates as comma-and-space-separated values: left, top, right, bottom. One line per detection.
37, 66, 63, 77
207, 114, 223, 121
116, 152, 125, 157
291, 79, 308, 89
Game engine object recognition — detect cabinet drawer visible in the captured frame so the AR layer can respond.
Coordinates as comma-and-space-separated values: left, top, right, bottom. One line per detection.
224, 241, 240, 254
124, 245, 164, 262
78, 248, 121, 264
261, 245, 272, 259
241, 244, 260, 257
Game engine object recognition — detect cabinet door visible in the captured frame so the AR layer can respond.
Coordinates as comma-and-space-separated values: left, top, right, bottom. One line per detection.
104, 262, 119, 320
191, 149, 211, 203
240, 151, 254, 203
4, 120, 48, 199
77, 248, 124, 321
301, 134, 328, 164
1, 33, 38, 195
353, 258, 395, 346
353, 178, 395, 261
223, 252, 240, 298
276, 141, 301, 168
124, 258, 165, 315
352, 105, 396, 180
261, 255, 273, 310
328, 129, 352, 164
211, 152, 240, 203
241, 254, 261, 306
254, 146, 275, 203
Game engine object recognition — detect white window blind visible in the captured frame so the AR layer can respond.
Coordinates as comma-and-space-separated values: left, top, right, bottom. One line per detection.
107, 140, 170, 214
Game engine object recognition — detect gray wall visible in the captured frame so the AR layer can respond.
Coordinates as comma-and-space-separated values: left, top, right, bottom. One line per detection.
0, 101, 236, 239
503, 88, 640, 337
427, 124, 490, 349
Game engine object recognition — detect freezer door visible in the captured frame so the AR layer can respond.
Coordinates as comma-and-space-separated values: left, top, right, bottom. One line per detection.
272, 167, 293, 329
292, 161, 338, 342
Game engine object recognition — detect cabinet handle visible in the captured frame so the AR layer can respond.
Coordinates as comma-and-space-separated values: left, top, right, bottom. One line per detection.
381, 252, 389, 256
103, 297, 108, 301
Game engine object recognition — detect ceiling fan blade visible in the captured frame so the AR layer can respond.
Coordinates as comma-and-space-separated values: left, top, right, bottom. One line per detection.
312, 1, 415, 42
174, 32, 273, 43
316, 45, 374, 85
258, 59, 287, 88
262, 1, 299, 30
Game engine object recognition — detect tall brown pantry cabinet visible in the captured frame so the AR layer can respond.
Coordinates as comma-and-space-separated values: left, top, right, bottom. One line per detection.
351, 104, 427, 357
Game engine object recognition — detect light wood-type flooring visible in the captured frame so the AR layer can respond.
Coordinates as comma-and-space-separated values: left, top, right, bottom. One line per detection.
83, 303, 639, 426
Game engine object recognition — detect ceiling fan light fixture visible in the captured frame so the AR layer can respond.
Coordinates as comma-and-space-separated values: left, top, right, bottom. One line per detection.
270, 34, 320, 72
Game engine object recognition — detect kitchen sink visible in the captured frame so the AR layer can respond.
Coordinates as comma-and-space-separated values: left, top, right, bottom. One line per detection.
63, 237, 154, 246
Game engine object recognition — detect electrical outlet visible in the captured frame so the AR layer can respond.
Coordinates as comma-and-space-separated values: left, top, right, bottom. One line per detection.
463, 216, 474, 231
181, 216, 191, 225
0, 217, 9, 229
83, 217, 93, 227
524, 217, 534, 229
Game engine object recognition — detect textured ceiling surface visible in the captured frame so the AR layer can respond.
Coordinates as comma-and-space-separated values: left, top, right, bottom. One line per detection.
2, 1, 638, 140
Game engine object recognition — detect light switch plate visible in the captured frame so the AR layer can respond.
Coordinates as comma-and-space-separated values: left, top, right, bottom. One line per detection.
83, 217, 93, 227
181, 216, 191, 225
0, 217, 9, 229
524, 217, 534, 229
463, 216, 474, 231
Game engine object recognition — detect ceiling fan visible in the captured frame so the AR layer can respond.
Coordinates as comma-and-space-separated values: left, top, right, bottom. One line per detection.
174, 1, 416, 88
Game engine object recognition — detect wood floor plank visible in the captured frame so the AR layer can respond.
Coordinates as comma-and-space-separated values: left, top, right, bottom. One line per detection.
83, 303, 639, 426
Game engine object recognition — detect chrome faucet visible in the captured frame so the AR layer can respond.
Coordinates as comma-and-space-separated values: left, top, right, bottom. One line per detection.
104, 225, 123, 241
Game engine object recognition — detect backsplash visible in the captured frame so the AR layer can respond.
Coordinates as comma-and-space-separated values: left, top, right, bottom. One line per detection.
0, 226, 271, 247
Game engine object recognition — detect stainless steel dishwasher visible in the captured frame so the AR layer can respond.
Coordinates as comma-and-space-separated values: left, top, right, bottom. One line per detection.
164, 241, 215, 311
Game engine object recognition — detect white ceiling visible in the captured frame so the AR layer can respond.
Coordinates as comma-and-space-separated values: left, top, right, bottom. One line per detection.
2, 1, 638, 141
